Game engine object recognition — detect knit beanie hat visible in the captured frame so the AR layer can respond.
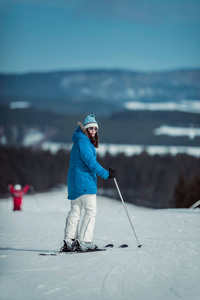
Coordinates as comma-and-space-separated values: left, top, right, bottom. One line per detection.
14, 184, 22, 191
83, 113, 98, 130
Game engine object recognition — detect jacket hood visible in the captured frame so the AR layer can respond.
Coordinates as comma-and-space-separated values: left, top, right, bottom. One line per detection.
72, 122, 88, 143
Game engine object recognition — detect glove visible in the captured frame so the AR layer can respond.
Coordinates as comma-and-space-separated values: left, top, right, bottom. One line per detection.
108, 167, 118, 179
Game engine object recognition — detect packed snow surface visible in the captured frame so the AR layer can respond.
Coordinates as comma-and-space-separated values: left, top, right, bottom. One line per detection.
0, 189, 199, 300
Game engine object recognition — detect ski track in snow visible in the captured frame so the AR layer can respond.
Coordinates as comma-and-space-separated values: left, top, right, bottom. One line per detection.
0, 190, 200, 300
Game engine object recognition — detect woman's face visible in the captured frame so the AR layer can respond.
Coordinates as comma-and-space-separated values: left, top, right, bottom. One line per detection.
87, 127, 98, 138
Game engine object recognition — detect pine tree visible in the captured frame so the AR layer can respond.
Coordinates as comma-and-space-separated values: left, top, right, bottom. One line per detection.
173, 174, 187, 208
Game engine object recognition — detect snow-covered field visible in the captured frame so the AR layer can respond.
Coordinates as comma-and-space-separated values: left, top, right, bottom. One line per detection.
124, 100, 200, 114
42, 141, 200, 157
0, 189, 199, 300
154, 125, 200, 140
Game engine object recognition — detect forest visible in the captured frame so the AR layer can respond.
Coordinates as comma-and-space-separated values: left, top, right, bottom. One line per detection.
0, 145, 199, 209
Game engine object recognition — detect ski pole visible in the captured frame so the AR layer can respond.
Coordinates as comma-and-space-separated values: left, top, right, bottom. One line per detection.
114, 178, 142, 248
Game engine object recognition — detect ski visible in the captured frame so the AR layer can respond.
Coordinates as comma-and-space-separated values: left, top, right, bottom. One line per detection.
39, 243, 128, 256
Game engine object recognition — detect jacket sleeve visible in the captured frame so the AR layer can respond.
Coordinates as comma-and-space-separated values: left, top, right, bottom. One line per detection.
9, 184, 15, 194
79, 140, 109, 180
22, 185, 30, 194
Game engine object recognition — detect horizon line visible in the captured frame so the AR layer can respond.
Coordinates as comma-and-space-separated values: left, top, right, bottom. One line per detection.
1, 66, 200, 76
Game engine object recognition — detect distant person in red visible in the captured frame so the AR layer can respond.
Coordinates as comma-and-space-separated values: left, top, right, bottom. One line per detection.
9, 184, 30, 211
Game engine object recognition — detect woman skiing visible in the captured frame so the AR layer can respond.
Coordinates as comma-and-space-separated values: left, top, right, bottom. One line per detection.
61, 113, 118, 252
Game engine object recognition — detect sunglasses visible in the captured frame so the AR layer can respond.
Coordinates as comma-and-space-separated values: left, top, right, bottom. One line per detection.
88, 127, 98, 132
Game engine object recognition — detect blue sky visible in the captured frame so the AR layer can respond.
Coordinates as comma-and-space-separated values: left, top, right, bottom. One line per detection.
0, 0, 200, 73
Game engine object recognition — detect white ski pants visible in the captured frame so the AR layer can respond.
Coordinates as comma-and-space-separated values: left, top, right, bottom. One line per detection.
64, 194, 97, 243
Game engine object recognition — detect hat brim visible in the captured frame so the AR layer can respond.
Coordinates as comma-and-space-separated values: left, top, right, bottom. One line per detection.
84, 122, 99, 130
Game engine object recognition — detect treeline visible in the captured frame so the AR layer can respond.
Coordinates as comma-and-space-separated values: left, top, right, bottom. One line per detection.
98, 152, 200, 208
0, 145, 200, 209
0, 146, 69, 192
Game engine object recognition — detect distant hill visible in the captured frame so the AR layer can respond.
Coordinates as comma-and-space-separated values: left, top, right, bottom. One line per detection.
0, 69, 200, 114
0, 103, 200, 147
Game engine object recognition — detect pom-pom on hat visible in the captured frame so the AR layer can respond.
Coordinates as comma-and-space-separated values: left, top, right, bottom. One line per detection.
83, 113, 98, 130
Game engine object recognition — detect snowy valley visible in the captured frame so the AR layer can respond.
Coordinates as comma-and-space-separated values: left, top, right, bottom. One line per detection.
0, 189, 199, 300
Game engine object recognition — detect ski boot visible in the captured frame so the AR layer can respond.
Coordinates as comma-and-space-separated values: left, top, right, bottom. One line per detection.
60, 239, 76, 252
78, 241, 98, 252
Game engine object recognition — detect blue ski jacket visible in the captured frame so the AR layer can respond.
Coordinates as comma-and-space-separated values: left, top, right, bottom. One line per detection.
67, 125, 109, 200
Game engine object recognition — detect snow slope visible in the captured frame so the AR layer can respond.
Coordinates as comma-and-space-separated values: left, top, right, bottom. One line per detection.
0, 189, 199, 300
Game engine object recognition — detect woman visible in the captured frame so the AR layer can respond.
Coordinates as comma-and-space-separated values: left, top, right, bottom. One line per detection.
61, 113, 118, 252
